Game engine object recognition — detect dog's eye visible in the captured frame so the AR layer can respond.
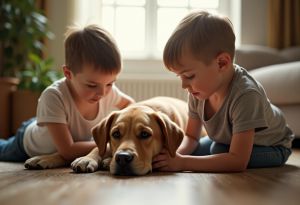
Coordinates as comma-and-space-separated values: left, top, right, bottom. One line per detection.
139, 131, 151, 139
112, 130, 121, 139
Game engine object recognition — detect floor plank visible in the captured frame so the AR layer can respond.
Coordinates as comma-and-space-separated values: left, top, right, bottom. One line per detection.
1, 149, 300, 205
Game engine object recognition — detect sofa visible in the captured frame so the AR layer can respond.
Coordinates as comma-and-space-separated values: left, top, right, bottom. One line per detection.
235, 45, 300, 138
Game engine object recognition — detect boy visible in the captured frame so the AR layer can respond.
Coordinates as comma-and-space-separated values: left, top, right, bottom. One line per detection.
153, 11, 294, 172
0, 25, 134, 166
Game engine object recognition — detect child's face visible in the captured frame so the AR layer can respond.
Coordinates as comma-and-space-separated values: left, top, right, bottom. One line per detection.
170, 53, 224, 100
64, 65, 118, 104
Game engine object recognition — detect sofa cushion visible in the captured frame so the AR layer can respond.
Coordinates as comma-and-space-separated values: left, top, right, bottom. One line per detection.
279, 105, 300, 137
235, 45, 300, 70
249, 61, 300, 105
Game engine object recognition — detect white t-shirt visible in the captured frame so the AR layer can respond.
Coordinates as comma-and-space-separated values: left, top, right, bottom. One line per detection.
23, 78, 125, 157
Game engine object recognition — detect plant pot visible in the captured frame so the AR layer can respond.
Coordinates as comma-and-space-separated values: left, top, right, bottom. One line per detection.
0, 77, 19, 139
12, 90, 40, 134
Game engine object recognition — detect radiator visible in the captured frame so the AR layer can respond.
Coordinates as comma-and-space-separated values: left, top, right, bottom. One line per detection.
115, 77, 188, 102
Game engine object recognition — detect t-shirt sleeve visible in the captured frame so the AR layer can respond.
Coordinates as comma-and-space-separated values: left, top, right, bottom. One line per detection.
109, 84, 125, 106
36, 88, 67, 125
188, 93, 201, 119
231, 91, 268, 134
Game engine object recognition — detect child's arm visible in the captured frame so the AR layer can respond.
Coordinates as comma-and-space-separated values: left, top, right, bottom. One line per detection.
177, 117, 203, 155
180, 129, 254, 172
153, 128, 254, 172
115, 94, 135, 109
46, 123, 97, 161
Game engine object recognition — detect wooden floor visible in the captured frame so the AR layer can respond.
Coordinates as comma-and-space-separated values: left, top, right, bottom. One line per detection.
1, 149, 300, 205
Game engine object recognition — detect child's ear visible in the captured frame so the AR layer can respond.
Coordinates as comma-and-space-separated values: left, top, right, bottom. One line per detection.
217, 53, 231, 70
63, 65, 72, 79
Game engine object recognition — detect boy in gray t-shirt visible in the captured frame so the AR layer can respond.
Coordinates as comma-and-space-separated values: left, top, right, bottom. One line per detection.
153, 11, 294, 172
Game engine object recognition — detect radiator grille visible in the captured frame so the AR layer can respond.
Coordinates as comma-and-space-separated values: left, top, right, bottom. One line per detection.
116, 78, 188, 102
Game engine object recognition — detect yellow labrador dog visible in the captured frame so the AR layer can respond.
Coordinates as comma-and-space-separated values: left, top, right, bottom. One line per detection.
71, 96, 188, 175
24, 97, 188, 175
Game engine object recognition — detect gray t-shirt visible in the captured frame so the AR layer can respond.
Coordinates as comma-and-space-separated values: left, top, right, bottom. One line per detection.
188, 65, 294, 148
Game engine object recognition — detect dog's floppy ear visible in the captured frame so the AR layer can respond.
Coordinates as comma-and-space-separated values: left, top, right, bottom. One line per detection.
92, 112, 118, 156
153, 112, 184, 157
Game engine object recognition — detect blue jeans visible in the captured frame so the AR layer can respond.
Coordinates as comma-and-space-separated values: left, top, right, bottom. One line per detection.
192, 136, 292, 168
0, 118, 35, 162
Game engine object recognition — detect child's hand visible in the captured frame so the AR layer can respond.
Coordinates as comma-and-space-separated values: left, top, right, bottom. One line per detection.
152, 148, 183, 172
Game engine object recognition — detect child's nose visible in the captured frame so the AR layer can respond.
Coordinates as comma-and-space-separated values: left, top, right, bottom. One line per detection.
96, 87, 105, 96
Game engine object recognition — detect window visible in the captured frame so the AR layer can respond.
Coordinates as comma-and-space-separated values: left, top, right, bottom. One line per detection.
101, 0, 227, 59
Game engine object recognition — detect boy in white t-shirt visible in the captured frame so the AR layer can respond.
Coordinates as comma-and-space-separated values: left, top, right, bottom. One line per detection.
0, 25, 134, 165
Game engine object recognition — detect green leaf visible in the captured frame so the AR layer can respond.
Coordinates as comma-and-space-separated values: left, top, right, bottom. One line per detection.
0, 0, 52, 78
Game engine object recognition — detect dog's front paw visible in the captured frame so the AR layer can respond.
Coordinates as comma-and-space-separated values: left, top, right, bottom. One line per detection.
71, 156, 99, 173
24, 156, 45, 169
100, 157, 111, 171
24, 154, 66, 169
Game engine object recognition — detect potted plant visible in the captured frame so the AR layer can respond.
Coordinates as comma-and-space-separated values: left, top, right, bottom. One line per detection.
0, 0, 53, 138
12, 54, 63, 133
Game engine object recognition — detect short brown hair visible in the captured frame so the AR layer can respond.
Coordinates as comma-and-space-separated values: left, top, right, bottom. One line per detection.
163, 11, 235, 68
64, 25, 121, 74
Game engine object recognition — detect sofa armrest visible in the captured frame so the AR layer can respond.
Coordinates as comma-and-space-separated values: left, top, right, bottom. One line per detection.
249, 61, 300, 105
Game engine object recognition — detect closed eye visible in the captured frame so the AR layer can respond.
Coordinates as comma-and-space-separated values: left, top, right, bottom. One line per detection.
86, 84, 97, 88
184, 74, 195, 80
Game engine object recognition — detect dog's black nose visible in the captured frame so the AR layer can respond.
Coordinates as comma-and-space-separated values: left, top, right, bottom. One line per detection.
115, 151, 133, 166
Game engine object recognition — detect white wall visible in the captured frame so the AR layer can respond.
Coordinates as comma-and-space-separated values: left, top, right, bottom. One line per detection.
47, 0, 74, 71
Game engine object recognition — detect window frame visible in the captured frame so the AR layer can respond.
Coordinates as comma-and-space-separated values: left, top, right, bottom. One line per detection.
100, 0, 239, 75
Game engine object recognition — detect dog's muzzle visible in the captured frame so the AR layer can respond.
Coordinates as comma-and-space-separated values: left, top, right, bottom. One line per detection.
114, 151, 136, 176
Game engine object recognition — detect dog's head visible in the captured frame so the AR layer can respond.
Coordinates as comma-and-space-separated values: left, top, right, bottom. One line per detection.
92, 106, 184, 176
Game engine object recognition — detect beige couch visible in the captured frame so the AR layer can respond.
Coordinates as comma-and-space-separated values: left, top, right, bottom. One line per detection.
235, 45, 300, 138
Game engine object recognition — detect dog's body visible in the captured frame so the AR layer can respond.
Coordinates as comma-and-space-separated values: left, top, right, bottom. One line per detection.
25, 97, 188, 175
71, 96, 188, 175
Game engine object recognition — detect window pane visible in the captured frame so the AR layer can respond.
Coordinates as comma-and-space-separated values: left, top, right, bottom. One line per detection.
116, 0, 145, 6
157, 0, 188, 7
189, 0, 219, 8
115, 7, 145, 52
102, 0, 114, 5
190, 8, 219, 15
102, 6, 115, 33
103, 0, 145, 6
157, 8, 187, 51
